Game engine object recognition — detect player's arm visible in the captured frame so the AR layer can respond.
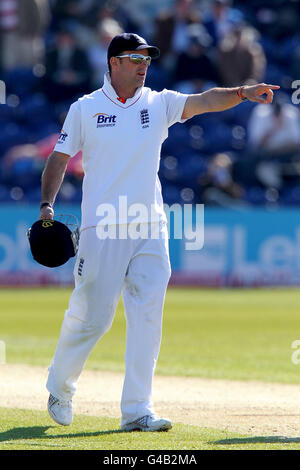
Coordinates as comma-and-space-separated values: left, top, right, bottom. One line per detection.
181, 83, 280, 119
39, 151, 70, 220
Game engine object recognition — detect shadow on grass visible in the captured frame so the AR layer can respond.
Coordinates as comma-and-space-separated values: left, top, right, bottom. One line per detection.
213, 436, 300, 445
0, 426, 123, 442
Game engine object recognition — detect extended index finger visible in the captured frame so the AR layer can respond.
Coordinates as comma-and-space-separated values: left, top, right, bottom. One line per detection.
263, 84, 281, 89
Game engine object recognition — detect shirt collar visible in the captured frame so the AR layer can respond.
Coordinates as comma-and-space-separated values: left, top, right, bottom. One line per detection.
102, 72, 143, 107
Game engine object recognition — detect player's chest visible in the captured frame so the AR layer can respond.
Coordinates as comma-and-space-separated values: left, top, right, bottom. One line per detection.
83, 102, 164, 142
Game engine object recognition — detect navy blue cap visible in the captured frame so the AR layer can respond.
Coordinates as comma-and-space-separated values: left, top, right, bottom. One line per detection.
27, 219, 79, 268
107, 33, 160, 65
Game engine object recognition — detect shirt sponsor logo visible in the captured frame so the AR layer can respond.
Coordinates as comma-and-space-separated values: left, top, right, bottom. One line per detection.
93, 113, 117, 128
58, 129, 68, 143
140, 109, 150, 128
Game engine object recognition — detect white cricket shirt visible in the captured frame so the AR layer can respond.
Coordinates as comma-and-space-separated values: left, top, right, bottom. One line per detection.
54, 72, 188, 230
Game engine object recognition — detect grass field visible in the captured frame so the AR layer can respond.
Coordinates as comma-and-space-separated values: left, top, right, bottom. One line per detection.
1, 287, 300, 382
1, 286, 300, 451
1, 407, 300, 451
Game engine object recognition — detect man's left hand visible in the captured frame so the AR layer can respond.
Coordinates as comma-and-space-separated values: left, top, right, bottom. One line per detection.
242, 83, 280, 104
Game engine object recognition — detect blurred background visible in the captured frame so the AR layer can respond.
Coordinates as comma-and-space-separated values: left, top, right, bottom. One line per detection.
0, 0, 300, 287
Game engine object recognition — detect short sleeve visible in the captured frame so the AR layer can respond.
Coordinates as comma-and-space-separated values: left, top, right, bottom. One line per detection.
54, 101, 82, 157
161, 88, 189, 128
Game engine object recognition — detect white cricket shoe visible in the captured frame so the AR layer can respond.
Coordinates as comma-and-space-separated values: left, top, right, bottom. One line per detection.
121, 415, 172, 432
47, 393, 73, 426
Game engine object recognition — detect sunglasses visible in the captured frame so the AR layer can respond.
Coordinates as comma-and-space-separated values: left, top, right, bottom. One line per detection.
115, 53, 152, 66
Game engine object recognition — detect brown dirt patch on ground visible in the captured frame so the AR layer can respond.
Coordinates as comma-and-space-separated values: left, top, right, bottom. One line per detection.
1, 364, 300, 437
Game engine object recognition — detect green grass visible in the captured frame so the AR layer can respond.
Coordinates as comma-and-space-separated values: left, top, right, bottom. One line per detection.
1, 287, 300, 383
1, 407, 300, 450
2, 287, 300, 451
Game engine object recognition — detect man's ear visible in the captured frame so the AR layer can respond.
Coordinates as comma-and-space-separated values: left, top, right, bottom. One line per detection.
110, 57, 119, 71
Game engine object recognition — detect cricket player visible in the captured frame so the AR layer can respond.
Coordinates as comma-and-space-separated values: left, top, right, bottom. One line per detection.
40, 33, 279, 432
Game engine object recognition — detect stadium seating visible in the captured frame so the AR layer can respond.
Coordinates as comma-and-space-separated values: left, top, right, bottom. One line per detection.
0, 1, 299, 207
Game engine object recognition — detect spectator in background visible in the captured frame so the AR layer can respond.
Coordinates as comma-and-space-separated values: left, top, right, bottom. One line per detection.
43, 27, 92, 104
247, 95, 300, 191
50, 0, 96, 30
88, 18, 123, 89
154, 0, 200, 72
173, 24, 220, 93
203, 0, 241, 47
1, 129, 83, 202
217, 24, 266, 87
0, 0, 49, 71
248, 95, 300, 157
199, 152, 245, 207
103, 1, 147, 37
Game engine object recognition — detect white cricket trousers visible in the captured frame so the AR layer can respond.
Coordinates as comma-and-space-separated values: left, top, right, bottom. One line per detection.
46, 223, 171, 426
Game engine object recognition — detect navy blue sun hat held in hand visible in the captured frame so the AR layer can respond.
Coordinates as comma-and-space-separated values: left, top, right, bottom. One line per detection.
27, 216, 79, 268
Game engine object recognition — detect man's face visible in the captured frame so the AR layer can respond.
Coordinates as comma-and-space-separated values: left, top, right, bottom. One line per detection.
111, 49, 149, 89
